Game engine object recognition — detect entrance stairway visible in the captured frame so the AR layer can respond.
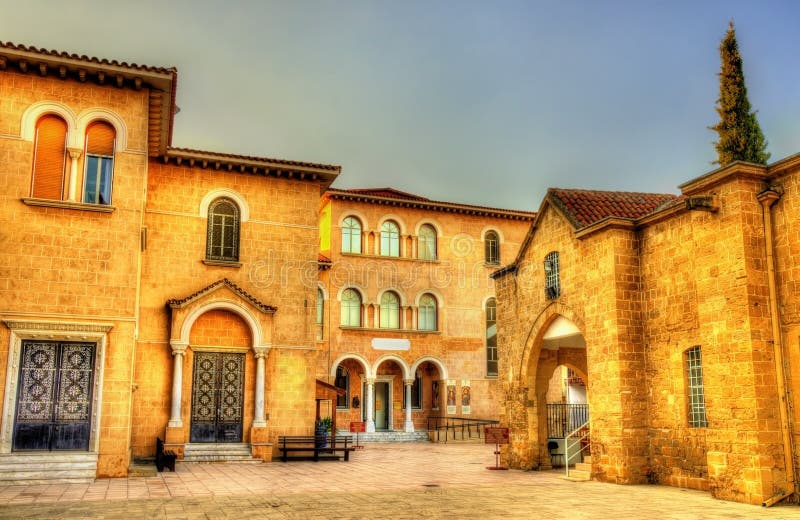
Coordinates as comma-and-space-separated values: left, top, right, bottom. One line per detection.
563, 455, 592, 482
0, 452, 97, 484
182, 443, 262, 463
335, 430, 430, 443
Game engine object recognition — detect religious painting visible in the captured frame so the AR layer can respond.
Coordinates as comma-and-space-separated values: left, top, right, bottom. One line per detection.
446, 379, 456, 414
461, 379, 471, 415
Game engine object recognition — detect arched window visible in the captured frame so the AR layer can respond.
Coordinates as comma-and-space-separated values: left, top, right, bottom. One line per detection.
486, 298, 497, 376
341, 289, 362, 327
485, 230, 500, 264
342, 216, 362, 254
418, 294, 437, 331
31, 115, 68, 200
206, 198, 240, 262
380, 220, 400, 257
418, 224, 437, 260
380, 291, 400, 329
83, 121, 115, 205
544, 251, 560, 299
335, 366, 349, 409
316, 288, 325, 340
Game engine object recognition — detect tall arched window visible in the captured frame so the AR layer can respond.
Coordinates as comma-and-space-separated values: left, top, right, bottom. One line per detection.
418, 224, 437, 260
380, 291, 400, 329
485, 230, 500, 264
341, 289, 362, 327
335, 366, 349, 409
418, 294, 437, 331
83, 121, 115, 205
206, 198, 240, 262
342, 216, 362, 254
544, 251, 560, 299
380, 220, 400, 257
486, 298, 497, 376
31, 115, 68, 200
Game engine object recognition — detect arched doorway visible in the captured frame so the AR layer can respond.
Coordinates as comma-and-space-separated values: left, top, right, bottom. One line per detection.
526, 315, 589, 469
187, 309, 252, 443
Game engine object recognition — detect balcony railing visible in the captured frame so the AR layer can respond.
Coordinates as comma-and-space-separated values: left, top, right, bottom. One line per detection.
546, 403, 588, 439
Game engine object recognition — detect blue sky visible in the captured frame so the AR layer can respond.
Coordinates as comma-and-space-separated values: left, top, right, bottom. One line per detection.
1, 1, 797, 210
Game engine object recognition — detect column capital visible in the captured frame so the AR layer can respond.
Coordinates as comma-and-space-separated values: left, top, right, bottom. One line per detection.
404, 378, 416, 385
365, 378, 376, 385
169, 341, 188, 356
67, 147, 83, 160
253, 345, 271, 359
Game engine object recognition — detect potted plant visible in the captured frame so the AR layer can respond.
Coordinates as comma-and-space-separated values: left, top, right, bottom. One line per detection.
315, 417, 333, 448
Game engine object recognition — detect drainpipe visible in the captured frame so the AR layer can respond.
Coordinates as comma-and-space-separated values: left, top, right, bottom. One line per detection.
757, 188, 796, 507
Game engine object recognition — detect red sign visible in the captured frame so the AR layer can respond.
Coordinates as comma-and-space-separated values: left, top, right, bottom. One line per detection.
350, 421, 366, 433
484, 427, 509, 444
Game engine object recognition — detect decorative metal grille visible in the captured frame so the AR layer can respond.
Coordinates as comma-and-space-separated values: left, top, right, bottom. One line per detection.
191, 352, 244, 442
191, 354, 218, 423
219, 353, 244, 422
206, 198, 240, 261
686, 346, 708, 427
55, 344, 94, 421
17, 342, 57, 421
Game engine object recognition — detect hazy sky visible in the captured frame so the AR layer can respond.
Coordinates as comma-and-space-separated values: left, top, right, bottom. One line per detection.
1, 1, 798, 210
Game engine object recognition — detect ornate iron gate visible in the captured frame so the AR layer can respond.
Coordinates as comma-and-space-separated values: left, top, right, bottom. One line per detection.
13, 341, 95, 451
190, 352, 244, 443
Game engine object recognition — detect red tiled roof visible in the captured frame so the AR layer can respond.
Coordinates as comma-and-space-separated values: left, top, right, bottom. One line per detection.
166, 278, 276, 313
548, 188, 678, 228
342, 188, 430, 201
326, 188, 536, 220
167, 147, 341, 172
318, 254, 331, 263
0, 41, 177, 75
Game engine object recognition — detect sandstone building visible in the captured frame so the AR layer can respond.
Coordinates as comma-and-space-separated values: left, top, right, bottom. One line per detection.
316, 188, 532, 434
0, 41, 532, 482
493, 157, 800, 505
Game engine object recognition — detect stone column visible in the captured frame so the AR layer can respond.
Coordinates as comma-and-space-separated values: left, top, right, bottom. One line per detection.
168, 342, 187, 427
365, 378, 376, 433
404, 379, 415, 432
253, 346, 270, 427
67, 148, 82, 202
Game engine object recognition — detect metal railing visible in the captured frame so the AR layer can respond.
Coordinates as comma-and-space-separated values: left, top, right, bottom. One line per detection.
546, 403, 588, 439
426, 416, 499, 443
564, 419, 591, 478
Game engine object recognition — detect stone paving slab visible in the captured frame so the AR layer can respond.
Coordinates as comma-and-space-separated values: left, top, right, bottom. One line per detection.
0, 443, 797, 519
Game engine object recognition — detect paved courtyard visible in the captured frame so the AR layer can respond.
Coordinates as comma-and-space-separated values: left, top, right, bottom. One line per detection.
0, 443, 798, 519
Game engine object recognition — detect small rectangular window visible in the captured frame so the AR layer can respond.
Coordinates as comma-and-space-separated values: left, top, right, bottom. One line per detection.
686, 346, 708, 428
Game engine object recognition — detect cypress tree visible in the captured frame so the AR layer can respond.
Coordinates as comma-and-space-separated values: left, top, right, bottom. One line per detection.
710, 21, 770, 165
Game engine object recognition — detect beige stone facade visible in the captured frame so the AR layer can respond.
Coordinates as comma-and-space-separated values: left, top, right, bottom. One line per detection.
0, 42, 338, 480
317, 189, 533, 433
494, 157, 800, 505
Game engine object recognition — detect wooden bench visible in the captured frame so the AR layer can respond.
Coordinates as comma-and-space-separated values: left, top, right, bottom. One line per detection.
277, 435, 354, 462
156, 437, 177, 472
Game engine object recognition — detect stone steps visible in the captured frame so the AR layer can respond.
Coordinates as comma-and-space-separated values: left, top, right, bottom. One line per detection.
564, 455, 592, 481
334, 430, 430, 443
182, 443, 262, 463
0, 452, 97, 485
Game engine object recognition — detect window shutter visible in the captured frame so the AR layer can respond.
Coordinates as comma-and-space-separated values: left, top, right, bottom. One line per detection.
31, 115, 67, 199
86, 121, 115, 156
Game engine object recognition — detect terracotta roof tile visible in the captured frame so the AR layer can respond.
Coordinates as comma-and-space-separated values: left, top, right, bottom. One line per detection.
548, 188, 678, 228
166, 278, 276, 313
342, 188, 430, 201
318, 254, 332, 263
168, 147, 341, 172
0, 41, 176, 75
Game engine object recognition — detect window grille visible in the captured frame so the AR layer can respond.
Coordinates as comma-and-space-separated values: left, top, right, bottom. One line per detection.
686, 346, 708, 428
544, 251, 560, 299
206, 198, 240, 261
